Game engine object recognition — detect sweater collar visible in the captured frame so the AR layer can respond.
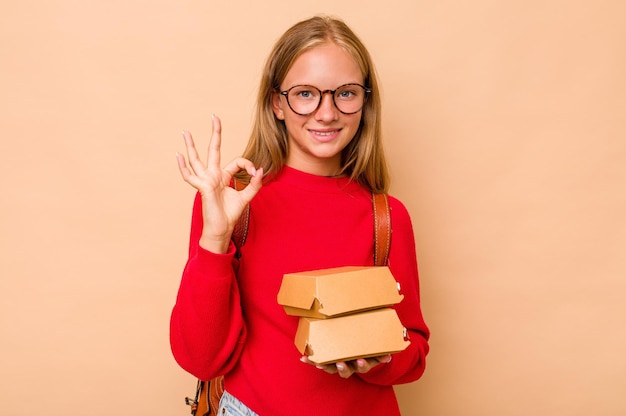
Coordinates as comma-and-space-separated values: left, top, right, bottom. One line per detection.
273, 165, 365, 194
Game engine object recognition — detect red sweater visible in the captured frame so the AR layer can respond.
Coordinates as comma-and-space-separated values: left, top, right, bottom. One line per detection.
170, 166, 429, 415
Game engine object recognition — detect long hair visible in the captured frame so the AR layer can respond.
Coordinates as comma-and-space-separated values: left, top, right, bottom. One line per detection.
238, 15, 389, 193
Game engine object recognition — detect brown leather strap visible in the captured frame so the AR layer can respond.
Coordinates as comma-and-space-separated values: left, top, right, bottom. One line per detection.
373, 193, 391, 266
232, 179, 250, 256
208, 375, 224, 415
191, 376, 223, 416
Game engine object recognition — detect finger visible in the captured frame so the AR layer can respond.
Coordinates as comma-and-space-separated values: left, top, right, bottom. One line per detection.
207, 114, 222, 170
335, 362, 355, 379
301, 357, 342, 376
355, 359, 372, 373
354, 355, 391, 374
301, 356, 335, 372
175, 152, 191, 180
176, 152, 204, 189
223, 157, 258, 178
239, 167, 263, 203
376, 354, 392, 364
301, 356, 329, 370
317, 364, 338, 375
248, 167, 264, 188
223, 159, 264, 202
182, 130, 207, 176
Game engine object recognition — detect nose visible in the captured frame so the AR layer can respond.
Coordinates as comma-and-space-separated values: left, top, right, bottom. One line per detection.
314, 92, 339, 122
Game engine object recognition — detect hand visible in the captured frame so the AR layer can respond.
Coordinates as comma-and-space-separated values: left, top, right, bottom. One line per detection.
300, 355, 392, 379
176, 115, 263, 253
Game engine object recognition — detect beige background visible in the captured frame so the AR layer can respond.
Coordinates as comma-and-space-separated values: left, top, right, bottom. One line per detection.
1, 1, 625, 415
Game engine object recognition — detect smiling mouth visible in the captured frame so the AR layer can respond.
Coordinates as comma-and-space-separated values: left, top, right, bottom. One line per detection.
310, 129, 341, 136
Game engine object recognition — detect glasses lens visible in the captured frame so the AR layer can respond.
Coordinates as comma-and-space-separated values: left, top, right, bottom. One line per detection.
285, 84, 369, 115
334, 84, 367, 114
287, 86, 321, 115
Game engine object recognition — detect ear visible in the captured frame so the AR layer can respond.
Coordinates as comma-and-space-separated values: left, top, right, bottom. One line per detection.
271, 91, 285, 120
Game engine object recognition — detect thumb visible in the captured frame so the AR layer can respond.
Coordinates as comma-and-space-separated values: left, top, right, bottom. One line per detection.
239, 168, 263, 204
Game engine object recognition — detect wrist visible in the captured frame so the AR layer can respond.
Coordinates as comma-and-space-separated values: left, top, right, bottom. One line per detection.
198, 234, 231, 254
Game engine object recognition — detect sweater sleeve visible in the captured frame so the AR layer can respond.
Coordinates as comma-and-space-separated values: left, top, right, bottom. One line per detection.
357, 196, 430, 385
169, 192, 247, 380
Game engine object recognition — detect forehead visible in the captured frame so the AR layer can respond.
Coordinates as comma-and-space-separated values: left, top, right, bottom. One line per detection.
282, 43, 363, 88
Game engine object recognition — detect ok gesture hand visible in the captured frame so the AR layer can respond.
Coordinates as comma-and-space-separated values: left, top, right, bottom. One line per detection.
176, 115, 263, 254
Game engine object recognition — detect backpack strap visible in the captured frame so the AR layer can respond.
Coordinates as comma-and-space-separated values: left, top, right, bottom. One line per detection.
232, 179, 250, 257
372, 193, 391, 266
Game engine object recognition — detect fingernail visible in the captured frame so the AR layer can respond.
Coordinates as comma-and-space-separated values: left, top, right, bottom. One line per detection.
336, 363, 345, 371
300, 356, 307, 363
211, 114, 215, 121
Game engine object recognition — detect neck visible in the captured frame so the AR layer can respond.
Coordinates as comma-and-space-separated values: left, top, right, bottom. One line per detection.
285, 158, 343, 178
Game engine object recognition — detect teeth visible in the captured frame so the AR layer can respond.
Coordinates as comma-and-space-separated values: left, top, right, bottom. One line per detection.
313, 131, 335, 136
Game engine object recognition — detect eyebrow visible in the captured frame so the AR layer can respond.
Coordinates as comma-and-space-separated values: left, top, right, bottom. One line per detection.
280, 82, 366, 90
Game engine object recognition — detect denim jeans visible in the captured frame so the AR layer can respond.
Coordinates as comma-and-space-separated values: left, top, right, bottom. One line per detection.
218, 391, 259, 416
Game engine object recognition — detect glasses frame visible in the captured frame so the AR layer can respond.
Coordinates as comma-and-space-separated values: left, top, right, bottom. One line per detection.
278, 83, 372, 116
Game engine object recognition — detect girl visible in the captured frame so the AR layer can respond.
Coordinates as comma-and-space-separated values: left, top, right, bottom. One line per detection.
171, 15, 429, 415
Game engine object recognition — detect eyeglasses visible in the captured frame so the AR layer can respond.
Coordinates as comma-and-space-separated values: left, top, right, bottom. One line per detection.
278, 83, 371, 116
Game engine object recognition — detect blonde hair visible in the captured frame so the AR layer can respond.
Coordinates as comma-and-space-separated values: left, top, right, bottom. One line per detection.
239, 15, 389, 193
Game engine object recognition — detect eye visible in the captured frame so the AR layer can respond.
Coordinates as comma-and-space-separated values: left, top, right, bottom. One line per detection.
290, 86, 319, 100
338, 90, 355, 98
336, 86, 360, 100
